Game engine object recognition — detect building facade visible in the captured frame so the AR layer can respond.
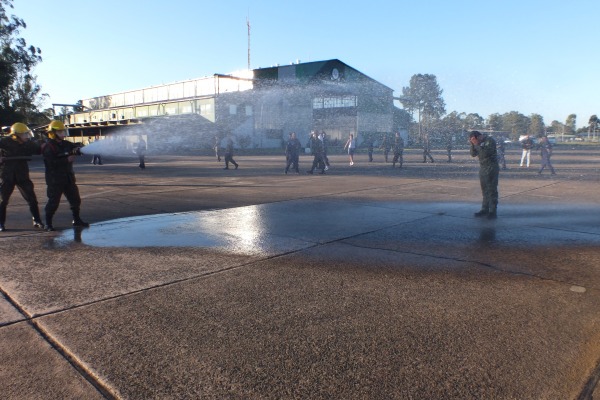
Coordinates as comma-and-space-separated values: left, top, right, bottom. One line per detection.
64, 59, 396, 152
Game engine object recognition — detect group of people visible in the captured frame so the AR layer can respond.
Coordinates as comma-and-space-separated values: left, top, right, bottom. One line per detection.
0, 120, 89, 232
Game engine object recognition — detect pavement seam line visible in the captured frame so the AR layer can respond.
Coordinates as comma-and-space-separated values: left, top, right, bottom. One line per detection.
0, 285, 118, 399
340, 241, 600, 292
577, 356, 600, 400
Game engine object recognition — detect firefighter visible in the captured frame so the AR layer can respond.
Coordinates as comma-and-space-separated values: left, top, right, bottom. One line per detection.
469, 130, 499, 219
0, 122, 44, 231
42, 120, 89, 231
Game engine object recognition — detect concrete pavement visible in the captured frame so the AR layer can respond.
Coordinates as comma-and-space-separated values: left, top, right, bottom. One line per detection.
1, 147, 600, 399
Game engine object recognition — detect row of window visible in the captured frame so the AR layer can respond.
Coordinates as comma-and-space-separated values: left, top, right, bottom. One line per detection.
312, 96, 357, 109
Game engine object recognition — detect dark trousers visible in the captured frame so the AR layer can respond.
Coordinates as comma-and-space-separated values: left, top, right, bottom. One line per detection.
224, 153, 238, 169
392, 152, 403, 168
309, 154, 325, 173
0, 177, 41, 224
92, 155, 103, 165
479, 166, 499, 213
285, 153, 299, 173
139, 155, 145, 169
45, 181, 82, 222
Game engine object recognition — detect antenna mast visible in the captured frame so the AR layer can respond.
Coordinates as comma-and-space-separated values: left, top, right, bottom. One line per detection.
247, 16, 251, 70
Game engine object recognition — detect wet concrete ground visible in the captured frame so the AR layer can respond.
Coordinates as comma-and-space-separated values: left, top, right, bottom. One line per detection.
1, 147, 600, 399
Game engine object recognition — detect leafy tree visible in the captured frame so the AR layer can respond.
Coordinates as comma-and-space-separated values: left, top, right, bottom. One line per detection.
463, 113, 484, 130
550, 120, 565, 137
527, 113, 545, 137
563, 114, 576, 136
487, 113, 503, 132
0, 0, 45, 125
400, 74, 446, 142
501, 111, 530, 139
588, 115, 598, 140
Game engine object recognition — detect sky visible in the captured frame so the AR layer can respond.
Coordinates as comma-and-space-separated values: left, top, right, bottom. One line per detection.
11, 0, 600, 128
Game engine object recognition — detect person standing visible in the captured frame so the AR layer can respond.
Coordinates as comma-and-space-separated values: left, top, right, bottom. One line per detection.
91, 134, 103, 165
214, 135, 221, 162
446, 138, 453, 162
537, 136, 556, 175
0, 123, 44, 231
496, 136, 507, 170
380, 134, 391, 163
136, 135, 146, 169
392, 132, 404, 168
343, 133, 356, 166
223, 137, 238, 170
469, 130, 499, 219
284, 132, 301, 174
42, 120, 89, 231
520, 135, 533, 167
367, 137, 374, 162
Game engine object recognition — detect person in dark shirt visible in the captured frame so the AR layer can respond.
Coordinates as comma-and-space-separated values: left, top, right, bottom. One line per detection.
469, 131, 499, 219
42, 120, 89, 231
0, 123, 44, 231
284, 132, 301, 174
223, 137, 238, 170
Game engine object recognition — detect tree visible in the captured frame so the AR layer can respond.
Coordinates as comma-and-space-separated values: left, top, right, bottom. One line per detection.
400, 74, 446, 142
501, 111, 530, 139
527, 113, 545, 137
565, 114, 576, 135
0, 0, 45, 124
588, 115, 598, 140
487, 113, 503, 133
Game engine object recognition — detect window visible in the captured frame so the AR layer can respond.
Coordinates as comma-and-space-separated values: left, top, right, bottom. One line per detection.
230, 105, 237, 115
313, 96, 357, 109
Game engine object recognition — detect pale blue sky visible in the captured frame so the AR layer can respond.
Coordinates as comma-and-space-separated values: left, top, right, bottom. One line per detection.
12, 0, 599, 127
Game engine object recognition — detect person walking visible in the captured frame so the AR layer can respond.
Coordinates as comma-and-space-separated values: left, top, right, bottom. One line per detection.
284, 132, 301, 174
223, 137, 239, 170
306, 133, 326, 174
422, 139, 435, 163
320, 131, 331, 170
469, 130, 499, 219
446, 138, 453, 163
519, 135, 534, 167
537, 136, 556, 175
392, 132, 404, 168
91, 134, 103, 165
343, 133, 356, 166
0, 123, 44, 231
42, 120, 89, 231
135, 135, 146, 169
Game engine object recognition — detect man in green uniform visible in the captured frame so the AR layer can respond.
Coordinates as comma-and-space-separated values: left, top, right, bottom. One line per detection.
469, 130, 499, 219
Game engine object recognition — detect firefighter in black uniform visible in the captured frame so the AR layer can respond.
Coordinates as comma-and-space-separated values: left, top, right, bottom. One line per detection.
42, 120, 89, 231
469, 130, 499, 219
0, 122, 44, 231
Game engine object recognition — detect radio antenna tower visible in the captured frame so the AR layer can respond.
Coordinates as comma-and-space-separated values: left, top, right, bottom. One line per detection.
247, 16, 251, 70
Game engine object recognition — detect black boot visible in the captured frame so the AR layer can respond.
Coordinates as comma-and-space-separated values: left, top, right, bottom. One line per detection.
72, 216, 90, 228
72, 209, 90, 228
32, 217, 44, 229
45, 216, 54, 231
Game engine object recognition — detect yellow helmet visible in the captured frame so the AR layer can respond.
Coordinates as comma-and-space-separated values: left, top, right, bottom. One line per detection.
10, 122, 33, 137
47, 120, 69, 139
